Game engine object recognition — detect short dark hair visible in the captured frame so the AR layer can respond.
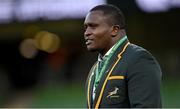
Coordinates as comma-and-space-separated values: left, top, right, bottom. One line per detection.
90, 4, 126, 29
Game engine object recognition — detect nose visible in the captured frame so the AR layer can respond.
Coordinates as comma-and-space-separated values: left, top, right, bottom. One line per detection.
84, 27, 92, 37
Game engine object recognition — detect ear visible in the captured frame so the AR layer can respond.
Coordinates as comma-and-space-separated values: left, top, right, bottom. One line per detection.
111, 25, 120, 37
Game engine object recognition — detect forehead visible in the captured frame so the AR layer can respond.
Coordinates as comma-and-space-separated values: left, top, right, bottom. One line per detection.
84, 11, 107, 24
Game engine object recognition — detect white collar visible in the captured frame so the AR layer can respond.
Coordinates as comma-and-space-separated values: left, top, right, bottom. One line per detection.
98, 44, 115, 62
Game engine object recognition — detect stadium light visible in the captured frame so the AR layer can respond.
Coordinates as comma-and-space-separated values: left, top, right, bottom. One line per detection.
135, 0, 180, 13
0, 0, 106, 23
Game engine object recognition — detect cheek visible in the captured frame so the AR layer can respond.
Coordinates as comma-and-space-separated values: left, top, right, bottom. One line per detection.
93, 27, 111, 45
95, 30, 111, 43
93, 36, 110, 50
94, 33, 104, 45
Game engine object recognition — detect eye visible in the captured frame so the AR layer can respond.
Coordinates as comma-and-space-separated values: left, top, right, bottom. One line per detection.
89, 24, 98, 29
90, 24, 95, 27
84, 25, 87, 30
84, 23, 98, 31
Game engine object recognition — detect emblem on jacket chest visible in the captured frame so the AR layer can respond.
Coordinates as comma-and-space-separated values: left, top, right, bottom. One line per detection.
107, 87, 119, 98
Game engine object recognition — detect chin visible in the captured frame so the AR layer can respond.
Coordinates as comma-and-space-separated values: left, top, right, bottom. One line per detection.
87, 47, 97, 52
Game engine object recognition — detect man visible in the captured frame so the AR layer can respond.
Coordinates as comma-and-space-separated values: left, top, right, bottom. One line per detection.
84, 4, 162, 108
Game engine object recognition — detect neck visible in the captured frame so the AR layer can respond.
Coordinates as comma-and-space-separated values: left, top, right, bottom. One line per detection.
99, 30, 126, 56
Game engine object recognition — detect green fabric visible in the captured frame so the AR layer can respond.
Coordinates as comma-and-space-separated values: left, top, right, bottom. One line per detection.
94, 36, 128, 90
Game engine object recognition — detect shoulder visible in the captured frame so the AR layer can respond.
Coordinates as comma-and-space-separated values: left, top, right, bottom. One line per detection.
125, 43, 154, 60
125, 43, 162, 76
124, 43, 161, 69
127, 43, 150, 55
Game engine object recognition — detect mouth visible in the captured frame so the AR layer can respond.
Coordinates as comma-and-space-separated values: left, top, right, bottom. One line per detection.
85, 39, 93, 45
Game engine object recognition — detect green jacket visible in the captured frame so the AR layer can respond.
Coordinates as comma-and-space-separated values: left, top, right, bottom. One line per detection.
86, 39, 162, 108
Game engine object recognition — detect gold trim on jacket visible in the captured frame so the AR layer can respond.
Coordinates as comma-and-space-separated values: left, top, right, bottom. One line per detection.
95, 42, 130, 109
87, 42, 130, 109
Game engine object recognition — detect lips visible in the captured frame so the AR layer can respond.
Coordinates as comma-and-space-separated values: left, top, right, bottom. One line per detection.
85, 39, 93, 45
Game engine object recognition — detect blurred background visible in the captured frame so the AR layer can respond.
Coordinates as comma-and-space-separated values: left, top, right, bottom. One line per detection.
0, 0, 179, 108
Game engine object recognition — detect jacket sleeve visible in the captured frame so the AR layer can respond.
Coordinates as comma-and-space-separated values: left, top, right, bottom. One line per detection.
127, 50, 162, 108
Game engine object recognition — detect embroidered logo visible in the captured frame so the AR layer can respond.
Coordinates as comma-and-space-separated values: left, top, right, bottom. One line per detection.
107, 87, 119, 98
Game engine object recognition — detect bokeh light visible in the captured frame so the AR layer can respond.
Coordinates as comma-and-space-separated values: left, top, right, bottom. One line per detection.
35, 31, 60, 53
19, 38, 38, 59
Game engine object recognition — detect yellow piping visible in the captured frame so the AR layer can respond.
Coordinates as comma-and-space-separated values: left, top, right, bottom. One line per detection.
95, 42, 130, 109
108, 76, 124, 80
87, 64, 97, 109
87, 74, 91, 109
